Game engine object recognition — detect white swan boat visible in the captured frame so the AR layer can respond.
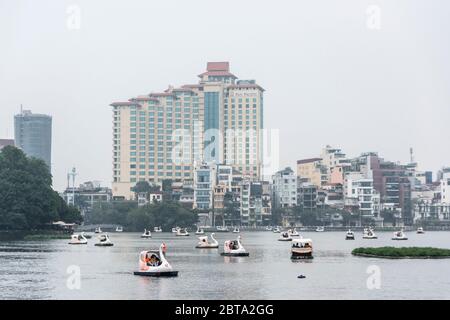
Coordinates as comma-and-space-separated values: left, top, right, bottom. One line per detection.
291, 238, 313, 260
133, 244, 178, 277
232, 227, 240, 233
69, 233, 88, 245
216, 226, 229, 232
363, 228, 377, 239
141, 229, 152, 238
392, 229, 408, 240
94, 227, 102, 234
272, 226, 281, 233
195, 233, 219, 249
288, 228, 300, 237
345, 229, 355, 240
417, 227, 425, 234
195, 227, 205, 235
278, 231, 293, 241
265, 226, 273, 231
221, 236, 249, 256
172, 227, 180, 233
154, 226, 162, 233
95, 233, 114, 246
315, 226, 325, 232
115, 226, 123, 232
176, 228, 189, 236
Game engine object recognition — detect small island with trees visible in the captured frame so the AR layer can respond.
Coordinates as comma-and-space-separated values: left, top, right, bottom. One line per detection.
352, 247, 450, 259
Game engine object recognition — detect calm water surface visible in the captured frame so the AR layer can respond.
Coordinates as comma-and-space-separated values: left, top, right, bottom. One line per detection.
1, 231, 450, 300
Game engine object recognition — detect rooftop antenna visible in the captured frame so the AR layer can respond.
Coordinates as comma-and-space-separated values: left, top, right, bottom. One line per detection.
20, 104, 23, 113
410, 147, 414, 164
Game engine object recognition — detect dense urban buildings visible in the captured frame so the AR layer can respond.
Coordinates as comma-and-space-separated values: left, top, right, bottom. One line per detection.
14, 109, 52, 169
110, 62, 264, 200
102, 62, 450, 227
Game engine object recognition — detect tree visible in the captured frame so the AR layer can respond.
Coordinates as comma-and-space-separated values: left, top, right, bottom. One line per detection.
0, 146, 82, 230
126, 201, 198, 231
131, 181, 151, 194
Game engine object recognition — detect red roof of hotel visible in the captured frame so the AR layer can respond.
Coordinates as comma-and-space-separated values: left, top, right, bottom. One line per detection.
130, 96, 160, 102
182, 84, 203, 89
297, 158, 322, 164
198, 61, 237, 78
207, 62, 229, 71
149, 92, 176, 97
172, 87, 194, 92
110, 101, 141, 107
198, 70, 237, 78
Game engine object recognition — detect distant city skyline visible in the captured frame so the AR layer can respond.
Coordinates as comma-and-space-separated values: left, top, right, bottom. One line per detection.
1, 0, 450, 191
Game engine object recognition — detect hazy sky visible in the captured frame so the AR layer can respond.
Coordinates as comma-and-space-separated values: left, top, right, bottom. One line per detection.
1, 0, 449, 191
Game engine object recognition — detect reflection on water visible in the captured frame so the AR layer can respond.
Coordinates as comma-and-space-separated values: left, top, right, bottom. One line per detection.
1, 231, 450, 299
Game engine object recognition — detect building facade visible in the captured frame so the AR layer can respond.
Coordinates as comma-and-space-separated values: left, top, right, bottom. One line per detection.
110, 62, 263, 199
14, 110, 52, 169
296, 158, 327, 188
441, 168, 450, 204
272, 167, 297, 208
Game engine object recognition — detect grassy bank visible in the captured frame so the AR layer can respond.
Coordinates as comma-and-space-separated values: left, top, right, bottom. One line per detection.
23, 233, 72, 241
0, 230, 73, 241
352, 246, 450, 259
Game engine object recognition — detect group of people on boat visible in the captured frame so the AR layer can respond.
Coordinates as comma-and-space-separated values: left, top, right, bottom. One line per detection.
144, 252, 162, 267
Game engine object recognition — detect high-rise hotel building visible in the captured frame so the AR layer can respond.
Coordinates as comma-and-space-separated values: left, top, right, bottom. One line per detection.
111, 62, 264, 199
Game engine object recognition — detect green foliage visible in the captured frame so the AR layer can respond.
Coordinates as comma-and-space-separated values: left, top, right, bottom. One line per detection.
352, 246, 450, 258
131, 181, 152, 194
127, 201, 198, 231
86, 201, 137, 225
299, 210, 319, 226
86, 200, 198, 231
0, 146, 82, 230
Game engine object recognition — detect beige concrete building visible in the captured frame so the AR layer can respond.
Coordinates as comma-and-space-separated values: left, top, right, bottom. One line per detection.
296, 158, 327, 188
111, 62, 264, 199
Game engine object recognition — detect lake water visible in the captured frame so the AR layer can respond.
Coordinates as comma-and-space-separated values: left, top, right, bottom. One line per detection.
1, 231, 450, 300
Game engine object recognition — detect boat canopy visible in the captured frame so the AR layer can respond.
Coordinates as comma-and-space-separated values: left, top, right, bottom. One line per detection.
292, 238, 312, 245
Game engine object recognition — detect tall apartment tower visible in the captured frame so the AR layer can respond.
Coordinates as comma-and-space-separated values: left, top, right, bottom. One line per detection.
111, 62, 264, 199
14, 110, 52, 169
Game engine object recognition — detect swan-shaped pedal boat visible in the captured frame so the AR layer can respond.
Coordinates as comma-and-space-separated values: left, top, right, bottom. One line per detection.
220, 236, 249, 257
392, 229, 408, 240
195, 233, 219, 249
288, 228, 300, 237
133, 244, 178, 277
154, 226, 162, 233
195, 227, 205, 235
345, 229, 355, 240
176, 228, 189, 236
278, 231, 293, 241
141, 229, 152, 238
362, 228, 377, 239
95, 233, 114, 246
69, 233, 88, 245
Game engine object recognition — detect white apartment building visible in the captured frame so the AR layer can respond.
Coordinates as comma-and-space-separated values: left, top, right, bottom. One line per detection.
441, 168, 450, 204
345, 172, 377, 217
193, 162, 217, 210
272, 167, 297, 208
